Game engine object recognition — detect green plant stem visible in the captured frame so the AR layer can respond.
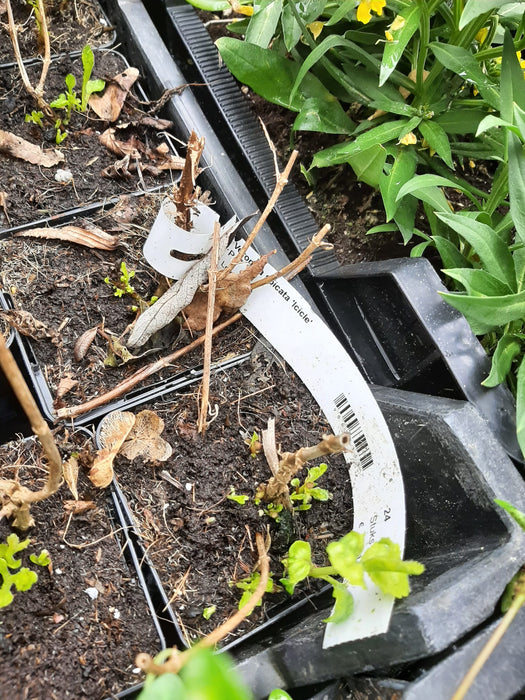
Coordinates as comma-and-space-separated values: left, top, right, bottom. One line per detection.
451, 592, 525, 700
416, 0, 430, 97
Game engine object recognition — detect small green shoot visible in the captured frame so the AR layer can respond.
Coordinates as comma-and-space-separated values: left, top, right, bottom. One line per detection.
54, 119, 68, 144
50, 73, 81, 123
269, 691, 293, 700
495, 499, 525, 531
25, 110, 44, 128
0, 533, 43, 608
227, 488, 250, 505
281, 533, 425, 624
29, 549, 51, 567
257, 501, 283, 521
202, 605, 216, 620
105, 261, 136, 298
290, 462, 331, 511
233, 571, 278, 611
80, 45, 105, 112
244, 430, 261, 458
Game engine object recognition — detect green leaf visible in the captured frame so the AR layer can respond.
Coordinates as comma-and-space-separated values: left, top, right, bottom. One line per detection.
326, 531, 365, 587
290, 35, 350, 103
514, 104, 525, 140
65, 73, 76, 92
516, 355, 525, 460
514, 247, 525, 292
323, 581, 354, 623
476, 115, 521, 138
482, 334, 522, 387
312, 120, 409, 167
325, 0, 354, 26
379, 3, 421, 86
281, 1, 326, 51
293, 96, 355, 135
439, 289, 525, 333
495, 498, 525, 531
185, 0, 249, 8
361, 539, 425, 598
380, 147, 418, 220
501, 28, 525, 122
13, 568, 38, 592
29, 549, 51, 567
268, 690, 293, 700
0, 533, 30, 569
509, 132, 525, 246
180, 647, 253, 700
137, 674, 187, 700
418, 120, 454, 169
282, 540, 312, 592
347, 144, 387, 187
429, 42, 500, 110
394, 194, 418, 244
459, 0, 516, 29
246, 0, 283, 49
442, 268, 512, 296
435, 212, 516, 289
435, 109, 487, 135
432, 236, 472, 269
202, 605, 216, 620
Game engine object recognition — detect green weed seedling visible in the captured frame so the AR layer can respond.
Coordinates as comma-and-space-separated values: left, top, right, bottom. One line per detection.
105, 261, 136, 299
281, 531, 424, 624
0, 533, 49, 607
25, 110, 44, 128
290, 462, 331, 511
227, 487, 250, 505
232, 571, 279, 611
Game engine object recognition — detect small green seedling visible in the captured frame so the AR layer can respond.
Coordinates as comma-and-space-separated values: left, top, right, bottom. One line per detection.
232, 571, 279, 611
105, 261, 136, 298
245, 430, 261, 458
281, 532, 425, 624
80, 45, 105, 112
202, 605, 216, 620
54, 119, 68, 145
290, 462, 331, 511
50, 73, 81, 124
0, 533, 50, 608
227, 488, 250, 505
25, 110, 44, 128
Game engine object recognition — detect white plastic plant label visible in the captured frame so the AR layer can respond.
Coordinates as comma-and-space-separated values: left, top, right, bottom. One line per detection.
143, 199, 220, 279
223, 240, 406, 646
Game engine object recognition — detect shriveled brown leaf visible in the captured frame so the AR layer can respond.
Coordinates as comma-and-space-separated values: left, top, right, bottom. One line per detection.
0, 191, 9, 225
89, 67, 140, 121
63, 500, 96, 514
99, 128, 141, 159
55, 376, 78, 401
120, 410, 172, 462
0, 130, 64, 167
0, 309, 60, 344
74, 325, 99, 361
63, 455, 79, 500
90, 411, 136, 487
14, 225, 119, 251
101, 154, 133, 179
117, 116, 173, 131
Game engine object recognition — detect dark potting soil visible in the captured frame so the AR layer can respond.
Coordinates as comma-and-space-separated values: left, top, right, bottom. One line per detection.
0, 50, 178, 231
0, 430, 160, 700
0, 0, 114, 65
0, 193, 258, 411
112, 356, 353, 647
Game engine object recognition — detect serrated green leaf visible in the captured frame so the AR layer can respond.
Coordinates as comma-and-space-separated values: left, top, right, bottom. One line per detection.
418, 120, 454, 169
495, 498, 525, 531
482, 334, 522, 387
326, 532, 365, 586
380, 147, 417, 220
435, 212, 516, 289
246, 0, 283, 48
13, 567, 38, 592
29, 550, 51, 567
429, 42, 500, 110
361, 538, 424, 598
283, 540, 312, 590
312, 120, 409, 167
439, 289, 525, 334
379, 3, 420, 86
323, 581, 354, 623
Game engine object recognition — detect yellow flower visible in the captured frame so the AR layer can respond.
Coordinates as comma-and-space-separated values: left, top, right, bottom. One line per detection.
307, 21, 324, 40
385, 30, 394, 41
385, 14, 404, 41
399, 131, 417, 145
475, 28, 488, 44
229, 1, 254, 15
356, 0, 386, 25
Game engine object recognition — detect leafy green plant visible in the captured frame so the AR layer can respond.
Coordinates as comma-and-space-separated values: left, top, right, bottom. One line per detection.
209, 0, 525, 246
202, 604, 216, 619
25, 110, 44, 127
105, 261, 136, 298
290, 461, 331, 510
233, 571, 279, 610
0, 533, 49, 607
227, 487, 250, 504
50, 72, 81, 123
281, 531, 424, 623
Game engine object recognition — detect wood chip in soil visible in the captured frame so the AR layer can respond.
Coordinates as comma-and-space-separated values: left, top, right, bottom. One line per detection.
0, 429, 161, 699
112, 355, 353, 647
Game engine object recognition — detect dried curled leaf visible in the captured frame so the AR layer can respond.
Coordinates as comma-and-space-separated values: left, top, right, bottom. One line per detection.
63, 455, 79, 500
63, 500, 96, 514
0, 130, 64, 167
89, 411, 136, 488
14, 225, 119, 251
89, 67, 140, 121
99, 128, 141, 158
0, 309, 59, 345
74, 326, 99, 362
119, 410, 172, 462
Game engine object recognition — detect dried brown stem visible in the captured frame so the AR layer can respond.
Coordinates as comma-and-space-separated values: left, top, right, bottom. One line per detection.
217, 150, 299, 281
197, 221, 221, 434
135, 532, 270, 676
0, 333, 62, 529
258, 433, 350, 505
56, 312, 243, 420
5, 0, 53, 118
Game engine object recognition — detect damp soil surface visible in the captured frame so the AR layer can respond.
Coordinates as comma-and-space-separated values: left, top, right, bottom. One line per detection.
111, 355, 353, 647
0, 0, 114, 65
0, 50, 178, 231
0, 430, 160, 700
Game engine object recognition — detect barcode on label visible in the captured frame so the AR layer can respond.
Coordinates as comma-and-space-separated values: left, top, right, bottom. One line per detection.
333, 393, 374, 470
